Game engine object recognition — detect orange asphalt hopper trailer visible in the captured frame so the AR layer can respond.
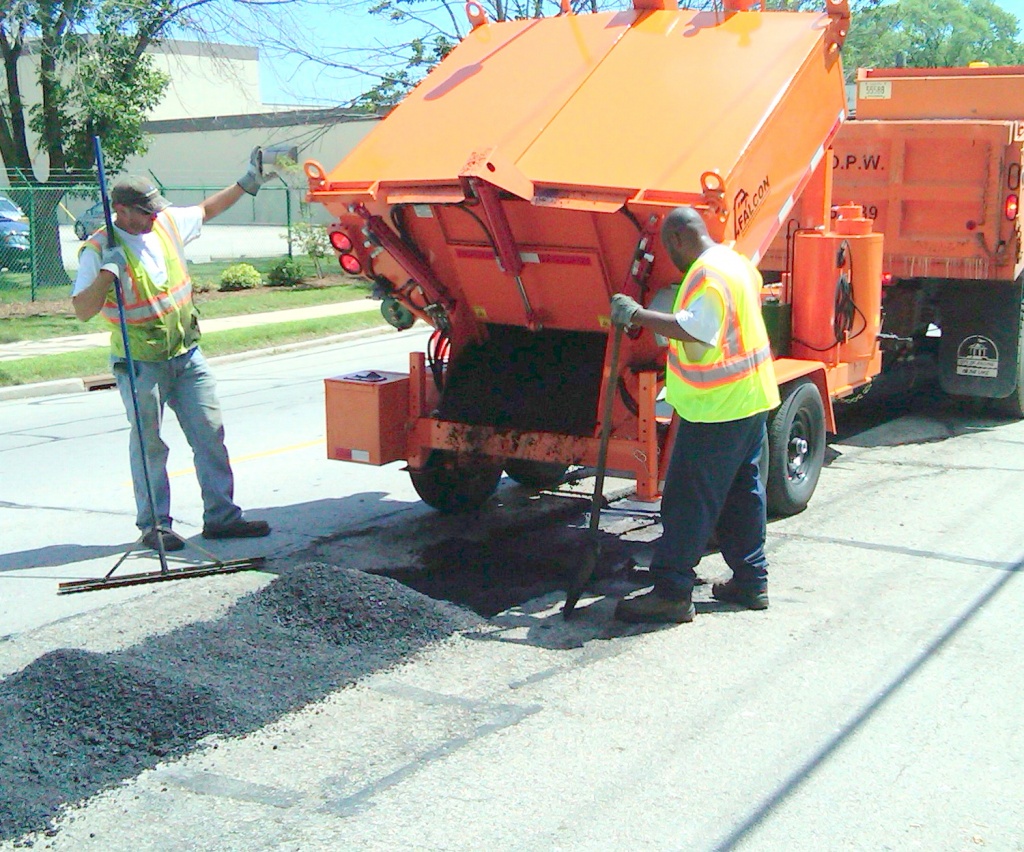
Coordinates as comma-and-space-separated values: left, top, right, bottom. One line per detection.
309, 0, 856, 506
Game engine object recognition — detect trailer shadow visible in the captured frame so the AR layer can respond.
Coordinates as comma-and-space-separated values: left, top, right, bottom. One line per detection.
827, 376, 1020, 452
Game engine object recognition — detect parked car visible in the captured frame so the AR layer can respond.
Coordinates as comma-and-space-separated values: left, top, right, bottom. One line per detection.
0, 193, 27, 222
0, 214, 30, 272
74, 201, 106, 240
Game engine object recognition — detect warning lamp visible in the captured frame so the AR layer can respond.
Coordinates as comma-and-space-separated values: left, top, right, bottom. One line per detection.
330, 230, 354, 253
1005, 194, 1019, 220
339, 253, 363, 275
881, 272, 894, 287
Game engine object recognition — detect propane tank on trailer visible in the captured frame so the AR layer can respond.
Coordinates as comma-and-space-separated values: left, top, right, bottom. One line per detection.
833, 204, 883, 364
789, 204, 883, 365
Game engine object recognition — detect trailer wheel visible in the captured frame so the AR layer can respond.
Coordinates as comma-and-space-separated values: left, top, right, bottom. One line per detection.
766, 378, 826, 517
503, 459, 568, 488
409, 451, 502, 513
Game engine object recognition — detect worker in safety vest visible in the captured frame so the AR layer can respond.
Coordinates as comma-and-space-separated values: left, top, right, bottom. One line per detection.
71, 151, 276, 553
609, 206, 780, 624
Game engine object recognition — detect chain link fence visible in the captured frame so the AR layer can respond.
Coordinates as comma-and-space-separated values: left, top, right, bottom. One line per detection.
0, 183, 313, 305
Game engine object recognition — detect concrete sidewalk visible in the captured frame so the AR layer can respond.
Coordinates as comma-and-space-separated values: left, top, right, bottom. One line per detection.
0, 299, 380, 362
0, 298, 384, 401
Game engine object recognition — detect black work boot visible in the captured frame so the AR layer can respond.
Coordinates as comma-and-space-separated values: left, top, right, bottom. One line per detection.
711, 579, 769, 610
615, 589, 695, 624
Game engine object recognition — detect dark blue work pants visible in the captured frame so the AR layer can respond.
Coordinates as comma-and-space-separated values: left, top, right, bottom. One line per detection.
651, 411, 769, 601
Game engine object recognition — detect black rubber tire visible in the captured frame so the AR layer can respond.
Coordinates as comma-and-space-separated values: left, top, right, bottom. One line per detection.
503, 459, 568, 488
74, 221, 87, 241
409, 451, 502, 513
992, 298, 1024, 418
766, 378, 826, 517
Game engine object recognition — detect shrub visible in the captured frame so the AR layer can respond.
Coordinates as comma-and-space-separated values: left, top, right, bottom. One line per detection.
218, 262, 262, 292
291, 221, 331, 277
267, 257, 305, 287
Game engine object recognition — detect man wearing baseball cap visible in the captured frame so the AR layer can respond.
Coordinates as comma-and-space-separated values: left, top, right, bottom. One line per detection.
71, 149, 275, 553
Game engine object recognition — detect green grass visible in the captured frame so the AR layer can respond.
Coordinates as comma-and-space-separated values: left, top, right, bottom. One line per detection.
0, 310, 388, 388
1, 255, 373, 343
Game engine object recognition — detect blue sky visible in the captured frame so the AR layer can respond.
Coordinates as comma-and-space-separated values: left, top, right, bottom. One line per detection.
255, 0, 1024, 106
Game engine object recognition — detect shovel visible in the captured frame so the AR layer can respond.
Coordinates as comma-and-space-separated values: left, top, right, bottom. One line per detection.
563, 323, 624, 619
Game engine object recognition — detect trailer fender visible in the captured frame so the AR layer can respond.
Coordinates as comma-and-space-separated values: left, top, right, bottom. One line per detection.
770, 358, 836, 434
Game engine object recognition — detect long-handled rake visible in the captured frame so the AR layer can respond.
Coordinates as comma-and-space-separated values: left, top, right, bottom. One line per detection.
58, 138, 265, 595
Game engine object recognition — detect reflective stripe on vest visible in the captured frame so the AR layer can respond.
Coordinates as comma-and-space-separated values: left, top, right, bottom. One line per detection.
84, 216, 197, 360
666, 267, 772, 389
664, 248, 779, 422
86, 219, 192, 326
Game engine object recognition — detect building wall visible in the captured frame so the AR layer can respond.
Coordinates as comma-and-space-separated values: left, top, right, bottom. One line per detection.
60, 114, 380, 227
147, 41, 264, 121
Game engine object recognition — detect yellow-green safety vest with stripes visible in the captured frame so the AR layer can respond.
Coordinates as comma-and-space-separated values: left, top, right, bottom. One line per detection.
665, 246, 780, 423
83, 216, 199, 361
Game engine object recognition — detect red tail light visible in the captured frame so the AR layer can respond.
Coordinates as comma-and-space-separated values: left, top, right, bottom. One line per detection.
881, 272, 894, 286
1006, 194, 1019, 220
340, 253, 363, 275
330, 230, 354, 252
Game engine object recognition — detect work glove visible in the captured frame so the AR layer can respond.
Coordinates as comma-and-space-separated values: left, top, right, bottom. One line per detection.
237, 146, 274, 196
100, 246, 128, 283
610, 293, 642, 328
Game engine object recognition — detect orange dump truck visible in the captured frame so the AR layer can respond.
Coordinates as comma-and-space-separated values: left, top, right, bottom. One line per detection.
764, 64, 1024, 415
306, 0, 883, 516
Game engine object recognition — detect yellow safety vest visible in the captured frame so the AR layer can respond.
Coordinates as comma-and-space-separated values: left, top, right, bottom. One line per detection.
665, 246, 780, 423
83, 216, 198, 361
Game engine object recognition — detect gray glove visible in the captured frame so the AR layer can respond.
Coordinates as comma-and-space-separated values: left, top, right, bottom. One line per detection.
100, 246, 127, 283
610, 293, 642, 328
237, 146, 274, 195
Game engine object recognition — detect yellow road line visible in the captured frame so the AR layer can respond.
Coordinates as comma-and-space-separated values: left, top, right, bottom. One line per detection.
121, 437, 324, 484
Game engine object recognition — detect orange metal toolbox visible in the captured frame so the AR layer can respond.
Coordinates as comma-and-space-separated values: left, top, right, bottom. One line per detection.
325, 371, 410, 465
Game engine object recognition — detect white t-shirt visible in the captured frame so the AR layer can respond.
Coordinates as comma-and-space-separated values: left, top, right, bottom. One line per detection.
672, 252, 723, 361
72, 206, 205, 296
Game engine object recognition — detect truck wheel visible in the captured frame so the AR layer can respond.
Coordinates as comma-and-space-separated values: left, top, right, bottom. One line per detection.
993, 300, 1024, 418
766, 378, 826, 517
409, 451, 502, 513
503, 459, 568, 488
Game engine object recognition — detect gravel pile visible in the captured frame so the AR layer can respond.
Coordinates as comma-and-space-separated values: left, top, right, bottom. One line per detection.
0, 563, 481, 843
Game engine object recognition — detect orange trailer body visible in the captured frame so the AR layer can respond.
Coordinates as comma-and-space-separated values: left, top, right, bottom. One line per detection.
308, 0, 887, 514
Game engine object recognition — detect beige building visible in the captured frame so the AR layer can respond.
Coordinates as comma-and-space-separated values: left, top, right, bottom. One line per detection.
108, 40, 380, 226
3, 38, 379, 226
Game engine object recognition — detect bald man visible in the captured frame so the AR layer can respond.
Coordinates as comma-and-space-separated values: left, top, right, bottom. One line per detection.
610, 206, 780, 624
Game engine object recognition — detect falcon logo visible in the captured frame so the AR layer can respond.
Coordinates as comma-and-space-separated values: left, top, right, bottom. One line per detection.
734, 177, 771, 238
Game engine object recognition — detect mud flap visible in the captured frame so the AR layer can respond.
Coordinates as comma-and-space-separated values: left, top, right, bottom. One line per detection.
938, 279, 1024, 399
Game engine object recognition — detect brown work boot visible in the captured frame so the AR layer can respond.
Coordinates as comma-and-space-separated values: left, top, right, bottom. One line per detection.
711, 579, 769, 610
615, 589, 695, 624
142, 528, 184, 552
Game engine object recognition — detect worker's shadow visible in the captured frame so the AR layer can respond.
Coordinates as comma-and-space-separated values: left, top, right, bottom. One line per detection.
0, 541, 144, 574
467, 566, 738, 650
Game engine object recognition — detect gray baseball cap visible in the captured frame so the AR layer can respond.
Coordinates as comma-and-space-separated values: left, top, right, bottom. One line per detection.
109, 176, 170, 214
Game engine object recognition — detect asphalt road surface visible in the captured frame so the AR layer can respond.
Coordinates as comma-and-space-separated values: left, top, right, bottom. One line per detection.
1, 330, 1022, 851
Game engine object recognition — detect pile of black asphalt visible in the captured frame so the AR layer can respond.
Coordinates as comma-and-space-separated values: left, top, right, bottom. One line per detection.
0, 564, 482, 844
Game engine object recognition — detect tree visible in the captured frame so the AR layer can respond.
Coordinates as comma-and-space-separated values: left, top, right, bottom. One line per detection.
0, 1, 179, 284
318, 0, 1024, 108
842, 0, 1024, 74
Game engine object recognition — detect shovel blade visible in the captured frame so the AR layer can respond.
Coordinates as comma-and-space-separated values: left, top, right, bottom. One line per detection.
563, 537, 600, 619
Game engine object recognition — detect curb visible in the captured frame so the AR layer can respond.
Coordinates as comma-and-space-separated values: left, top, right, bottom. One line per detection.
0, 378, 87, 401
0, 322, 419, 403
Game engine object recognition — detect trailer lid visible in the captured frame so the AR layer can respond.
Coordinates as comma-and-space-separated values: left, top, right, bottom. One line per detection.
312, 2, 848, 257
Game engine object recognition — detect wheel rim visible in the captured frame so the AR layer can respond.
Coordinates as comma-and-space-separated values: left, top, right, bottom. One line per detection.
787, 415, 813, 482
